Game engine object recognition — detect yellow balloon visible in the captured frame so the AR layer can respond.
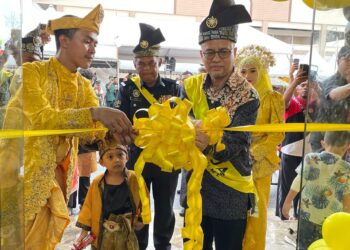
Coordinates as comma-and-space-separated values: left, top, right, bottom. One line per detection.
303, 0, 350, 10
308, 239, 331, 250
322, 212, 350, 250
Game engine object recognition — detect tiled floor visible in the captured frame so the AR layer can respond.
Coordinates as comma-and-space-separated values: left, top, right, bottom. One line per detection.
56, 169, 297, 250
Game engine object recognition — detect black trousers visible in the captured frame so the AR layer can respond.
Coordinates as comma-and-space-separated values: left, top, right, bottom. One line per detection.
78, 176, 90, 206
179, 169, 189, 208
201, 216, 247, 250
276, 153, 302, 219
67, 190, 77, 208
135, 165, 179, 250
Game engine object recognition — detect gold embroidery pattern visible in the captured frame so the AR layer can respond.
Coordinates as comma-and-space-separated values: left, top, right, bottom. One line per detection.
205, 72, 258, 117
22, 57, 103, 221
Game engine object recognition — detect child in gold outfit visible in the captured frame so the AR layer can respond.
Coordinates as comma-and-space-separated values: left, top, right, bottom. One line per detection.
76, 137, 144, 250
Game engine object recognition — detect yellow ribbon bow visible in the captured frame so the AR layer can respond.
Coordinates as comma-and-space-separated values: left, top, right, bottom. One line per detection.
201, 106, 231, 152
133, 97, 230, 250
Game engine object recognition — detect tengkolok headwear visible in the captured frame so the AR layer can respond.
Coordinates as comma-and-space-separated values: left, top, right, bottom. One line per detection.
199, 0, 251, 44
47, 4, 104, 34
22, 24, 48, 59
133, 23, 165, 57
97, 137, 128, 158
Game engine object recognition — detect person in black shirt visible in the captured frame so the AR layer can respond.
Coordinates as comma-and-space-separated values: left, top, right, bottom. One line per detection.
115, 23, 181, 250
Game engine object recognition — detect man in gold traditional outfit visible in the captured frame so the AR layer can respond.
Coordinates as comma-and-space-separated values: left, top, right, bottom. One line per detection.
0, 4, 135, 250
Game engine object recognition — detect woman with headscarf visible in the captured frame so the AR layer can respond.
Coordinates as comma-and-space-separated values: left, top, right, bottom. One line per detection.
236, 45, 285, 250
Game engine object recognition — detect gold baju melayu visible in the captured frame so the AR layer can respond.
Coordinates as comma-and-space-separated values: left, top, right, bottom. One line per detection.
22, 56, 104, 249
0, 5, 105, 249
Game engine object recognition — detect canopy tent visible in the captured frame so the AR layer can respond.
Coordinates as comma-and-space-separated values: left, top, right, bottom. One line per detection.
23, 3, 293, 74
103, 16, 293, 62
98, 16, 293, 74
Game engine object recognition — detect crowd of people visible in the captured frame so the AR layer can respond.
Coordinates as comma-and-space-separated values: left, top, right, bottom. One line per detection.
0, 1, 350, 250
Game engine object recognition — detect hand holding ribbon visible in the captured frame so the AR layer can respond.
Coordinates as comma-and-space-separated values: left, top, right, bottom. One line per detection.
132, 97, 230, 250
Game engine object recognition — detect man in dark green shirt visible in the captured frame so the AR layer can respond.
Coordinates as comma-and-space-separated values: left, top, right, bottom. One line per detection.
105, 76, 117, 107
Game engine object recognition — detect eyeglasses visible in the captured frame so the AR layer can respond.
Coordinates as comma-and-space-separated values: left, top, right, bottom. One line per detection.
202, 49, 232, 60
135, 60, 158, 69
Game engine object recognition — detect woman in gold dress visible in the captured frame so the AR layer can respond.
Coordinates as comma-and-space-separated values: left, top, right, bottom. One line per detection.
236, 45, 285, 250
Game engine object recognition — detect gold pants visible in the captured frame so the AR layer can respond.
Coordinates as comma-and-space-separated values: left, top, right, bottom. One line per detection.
242, 176, 271, 250
24, 181, 70, 250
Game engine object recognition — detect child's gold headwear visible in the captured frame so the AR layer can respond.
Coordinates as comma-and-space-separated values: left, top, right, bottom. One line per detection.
47, 4, 104, 35
97, 136, 128, 158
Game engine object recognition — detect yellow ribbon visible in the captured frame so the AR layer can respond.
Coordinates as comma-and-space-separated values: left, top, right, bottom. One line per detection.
0, 101, 349, 250
223, 123, 350, 132
0, 123, 349, 139
0, 128, 106, 139
133, 97, 231, 250
201, 106, 231, 151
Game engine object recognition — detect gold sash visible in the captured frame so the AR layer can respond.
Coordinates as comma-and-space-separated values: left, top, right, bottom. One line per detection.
130, 76, 157, 104
207, 157, 256, 195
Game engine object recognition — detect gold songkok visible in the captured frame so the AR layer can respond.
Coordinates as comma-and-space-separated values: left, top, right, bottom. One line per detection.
47, 4, 104, 35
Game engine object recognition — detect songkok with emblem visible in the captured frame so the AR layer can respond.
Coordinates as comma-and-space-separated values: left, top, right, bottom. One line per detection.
199, 0, 251, 44
97, 135, 128, 158
46, 4, 104, 34
133, 23, 165, 57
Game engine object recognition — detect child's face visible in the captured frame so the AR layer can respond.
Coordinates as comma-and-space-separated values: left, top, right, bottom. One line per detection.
100, 148, 128, 174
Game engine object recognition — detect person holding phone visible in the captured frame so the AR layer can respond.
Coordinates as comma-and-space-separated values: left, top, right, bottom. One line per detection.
310, 45, 350, 152
276, 61, 309, 220
289, 58, 299, 83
